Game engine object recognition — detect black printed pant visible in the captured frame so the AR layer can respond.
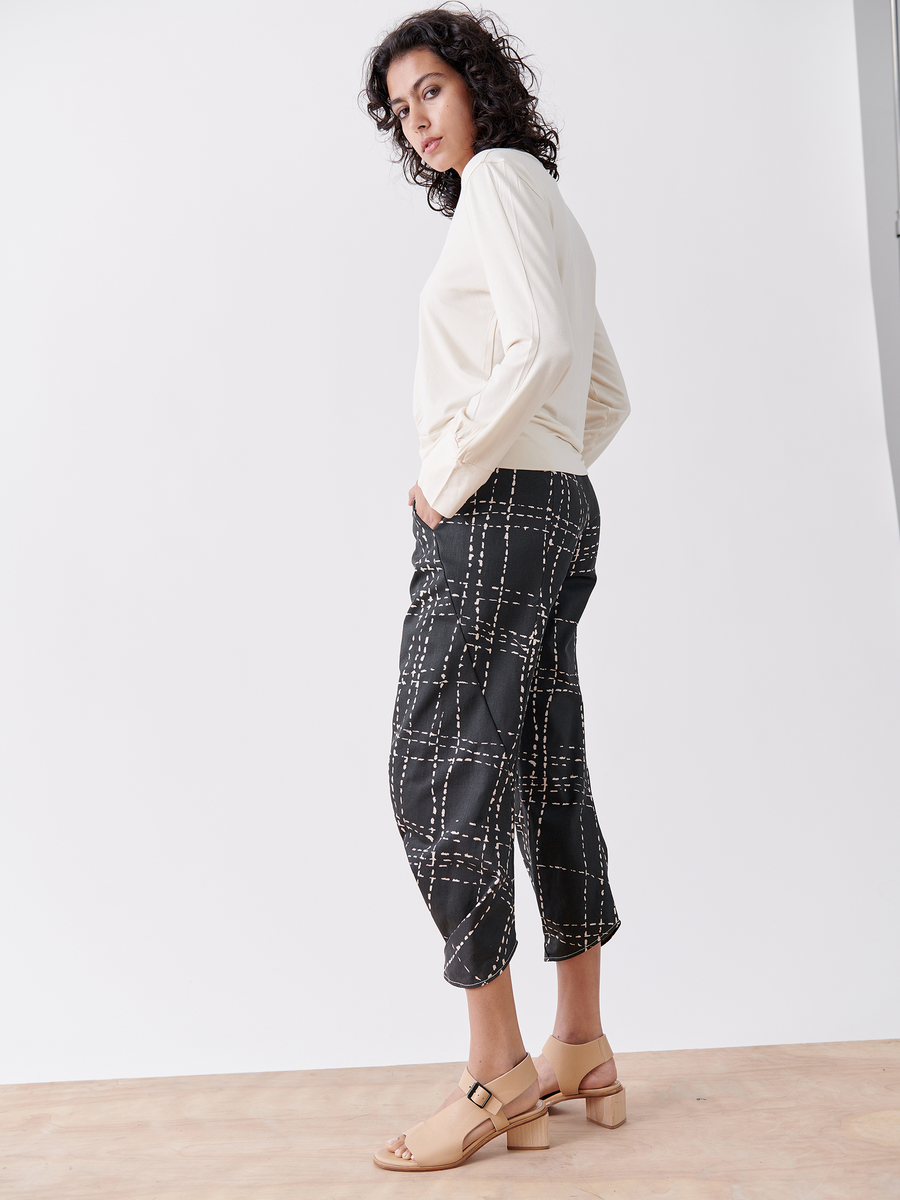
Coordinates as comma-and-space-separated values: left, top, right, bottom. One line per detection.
389, 468, 620, 988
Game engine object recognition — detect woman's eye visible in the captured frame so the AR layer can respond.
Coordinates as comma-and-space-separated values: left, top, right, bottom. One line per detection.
395, 87, 437, 121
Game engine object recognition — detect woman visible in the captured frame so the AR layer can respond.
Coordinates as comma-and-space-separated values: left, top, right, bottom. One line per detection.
364, 4, 631, 1172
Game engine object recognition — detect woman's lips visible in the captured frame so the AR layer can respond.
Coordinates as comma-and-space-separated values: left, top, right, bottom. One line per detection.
422, 137, 442, 153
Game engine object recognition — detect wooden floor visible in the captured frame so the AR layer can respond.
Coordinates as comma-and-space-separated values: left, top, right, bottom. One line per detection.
1, 1040, 898, 1198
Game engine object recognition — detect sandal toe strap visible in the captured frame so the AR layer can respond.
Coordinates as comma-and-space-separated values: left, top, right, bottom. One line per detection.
403, 1093, 489, 1165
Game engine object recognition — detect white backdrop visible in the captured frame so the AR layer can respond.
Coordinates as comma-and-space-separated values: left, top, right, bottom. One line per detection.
1, 0, 898, 1085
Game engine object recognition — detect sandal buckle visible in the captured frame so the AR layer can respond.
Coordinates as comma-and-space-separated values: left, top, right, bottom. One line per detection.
466, 1081, 493, 1109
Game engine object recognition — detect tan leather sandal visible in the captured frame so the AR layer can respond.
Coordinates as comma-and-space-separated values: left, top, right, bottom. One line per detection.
373, 1054, 550, 1172
540, 1034, 626, 1128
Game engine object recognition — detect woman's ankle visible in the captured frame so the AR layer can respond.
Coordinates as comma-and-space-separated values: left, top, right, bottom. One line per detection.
551, 1020, 603, 1045
467, 1042, 528, 1084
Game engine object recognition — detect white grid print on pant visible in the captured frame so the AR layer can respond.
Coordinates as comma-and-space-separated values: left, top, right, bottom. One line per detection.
389, 469, 620, 988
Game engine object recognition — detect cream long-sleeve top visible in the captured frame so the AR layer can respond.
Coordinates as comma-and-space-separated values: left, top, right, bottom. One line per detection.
415, 146, 631, 518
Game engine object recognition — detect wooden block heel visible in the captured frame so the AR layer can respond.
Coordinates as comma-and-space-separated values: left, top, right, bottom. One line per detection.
586, 1085, 626, 1128
506, 1110, 550, 1150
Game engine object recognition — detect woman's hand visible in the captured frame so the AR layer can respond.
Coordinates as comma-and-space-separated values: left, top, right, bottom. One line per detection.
409, 482, 444, 529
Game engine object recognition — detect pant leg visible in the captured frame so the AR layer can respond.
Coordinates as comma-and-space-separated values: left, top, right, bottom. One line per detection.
515, 475, 621, 959
389, 469, 588, 987
389, 506, 518, 988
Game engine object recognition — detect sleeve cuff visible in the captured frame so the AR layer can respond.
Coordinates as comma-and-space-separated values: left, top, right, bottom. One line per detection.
417, 427, 491, 519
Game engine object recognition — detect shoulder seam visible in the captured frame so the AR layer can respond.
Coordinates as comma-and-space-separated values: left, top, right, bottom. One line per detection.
462, 152, 547, 203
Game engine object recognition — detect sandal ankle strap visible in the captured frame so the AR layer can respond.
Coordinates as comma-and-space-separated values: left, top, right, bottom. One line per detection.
458, 1054, 538, 1129
542, 1034, 613, 1096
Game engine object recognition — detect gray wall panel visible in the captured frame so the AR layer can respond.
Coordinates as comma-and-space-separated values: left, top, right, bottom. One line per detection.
855, 0, 900, 526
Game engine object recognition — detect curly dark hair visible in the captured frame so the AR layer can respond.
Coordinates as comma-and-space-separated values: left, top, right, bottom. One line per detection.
362, 3, 559, 218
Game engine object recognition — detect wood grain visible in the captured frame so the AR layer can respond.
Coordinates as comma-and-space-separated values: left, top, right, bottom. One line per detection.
0, 1040, 897, 1198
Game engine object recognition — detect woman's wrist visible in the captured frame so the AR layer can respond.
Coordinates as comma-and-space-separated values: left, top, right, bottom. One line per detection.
409, 482, 444, 529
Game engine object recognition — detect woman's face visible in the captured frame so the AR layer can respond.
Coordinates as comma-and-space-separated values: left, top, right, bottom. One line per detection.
386, 47, 477, 177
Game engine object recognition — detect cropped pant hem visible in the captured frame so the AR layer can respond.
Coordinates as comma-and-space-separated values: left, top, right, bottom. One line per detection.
443, 940, 520, 989
543, 919, 622, 965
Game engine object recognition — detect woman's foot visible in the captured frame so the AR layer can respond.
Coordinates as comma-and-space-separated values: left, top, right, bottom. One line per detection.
534, 1033, 617, 1099
385, 1062, 541, 1161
